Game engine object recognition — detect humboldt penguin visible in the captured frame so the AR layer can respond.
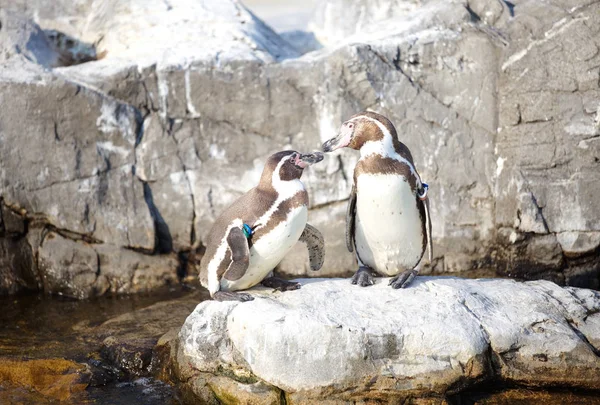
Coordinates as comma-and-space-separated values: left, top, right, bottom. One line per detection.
322, 111, 432, 288
199, 151, 325, 302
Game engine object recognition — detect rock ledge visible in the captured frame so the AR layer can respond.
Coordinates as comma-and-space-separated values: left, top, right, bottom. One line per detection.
175, 277, 600, 403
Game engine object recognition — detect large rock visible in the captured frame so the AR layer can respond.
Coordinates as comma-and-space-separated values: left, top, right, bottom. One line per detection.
176, 278, 600, 403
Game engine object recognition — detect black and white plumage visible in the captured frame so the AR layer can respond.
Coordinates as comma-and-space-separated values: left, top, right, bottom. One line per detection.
199, 151, 325, 302
322, 111, 432, 289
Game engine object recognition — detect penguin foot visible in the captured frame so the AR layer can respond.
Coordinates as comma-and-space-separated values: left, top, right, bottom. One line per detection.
389, 270, 418, 289
261, 277, 301, 292
213, 291, 255, 302
351, 266, 375, 287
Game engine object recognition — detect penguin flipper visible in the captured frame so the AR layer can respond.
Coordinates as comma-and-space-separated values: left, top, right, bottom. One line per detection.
223, 226, 250, 281
300, 223, 325, 271
346, 186, 357, 253
424, 196, 433, 263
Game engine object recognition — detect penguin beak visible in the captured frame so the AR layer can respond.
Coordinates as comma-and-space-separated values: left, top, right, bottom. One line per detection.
322, 130, 352, 152
295, 152, 324, 168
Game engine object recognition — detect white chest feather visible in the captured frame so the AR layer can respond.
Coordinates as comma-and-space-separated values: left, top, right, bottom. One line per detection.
355, 173, 424, 275
220, 205, 307, 291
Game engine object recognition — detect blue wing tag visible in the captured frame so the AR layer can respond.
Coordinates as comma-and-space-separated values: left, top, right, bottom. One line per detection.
418, 183, 429, 200
242, 223, 253, 239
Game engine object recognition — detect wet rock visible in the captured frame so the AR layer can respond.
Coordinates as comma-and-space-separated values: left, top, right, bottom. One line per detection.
0, 237, 38, 294
37, 232, 103, 299
0, 358, 90, 401
176, 278, 600, 403
94, 296, 201, 376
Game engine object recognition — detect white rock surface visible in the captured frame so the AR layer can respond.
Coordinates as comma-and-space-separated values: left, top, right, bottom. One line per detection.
177, 277, 600, 402
78, 0, 299, 66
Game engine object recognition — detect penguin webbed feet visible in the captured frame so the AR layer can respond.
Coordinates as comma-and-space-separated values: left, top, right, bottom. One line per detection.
262, 277, 301, 292
351, 266, 375, 287
389, 270, 418, 289
213, 291, 255, 302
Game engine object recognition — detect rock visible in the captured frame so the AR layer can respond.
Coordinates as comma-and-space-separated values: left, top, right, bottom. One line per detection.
0, 9, 63, 68
94, 296, 201, 376
557, 231, 600, 258
0, 237, 38, 294
280, 30, 323, 55
0, 62, 154, 250
94, 244, 179, 294
37, 232, 103, 299
1, 204, 25, 236
310, 0, 431, 44
176, 278, 600, 403
0, 358, 90, 401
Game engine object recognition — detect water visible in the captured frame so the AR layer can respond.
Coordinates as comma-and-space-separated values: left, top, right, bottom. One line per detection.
0, 285, 206, 404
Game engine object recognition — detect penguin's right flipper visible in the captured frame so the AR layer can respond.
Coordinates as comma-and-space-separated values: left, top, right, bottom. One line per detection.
346, 186, 357, 252
223, 226, 250, 281
300, 223, 325, 271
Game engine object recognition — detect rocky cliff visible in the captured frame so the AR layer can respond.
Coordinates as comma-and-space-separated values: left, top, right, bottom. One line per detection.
0, 0, 599, 297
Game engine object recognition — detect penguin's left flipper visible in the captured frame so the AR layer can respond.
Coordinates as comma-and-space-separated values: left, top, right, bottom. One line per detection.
299, 223, 325, 271
424, 196, 433, 263
222, 226, 250, 281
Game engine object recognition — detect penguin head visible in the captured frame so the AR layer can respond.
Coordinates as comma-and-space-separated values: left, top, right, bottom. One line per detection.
322, 111, 396, 152
261, 150, 324, 184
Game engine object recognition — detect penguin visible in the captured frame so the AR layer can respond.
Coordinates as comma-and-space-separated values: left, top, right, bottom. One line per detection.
322, 111, 432, 289
199, 150, 325, 302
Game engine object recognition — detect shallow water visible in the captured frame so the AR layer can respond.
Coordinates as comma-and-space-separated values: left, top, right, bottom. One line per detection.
0, 285, 205, 404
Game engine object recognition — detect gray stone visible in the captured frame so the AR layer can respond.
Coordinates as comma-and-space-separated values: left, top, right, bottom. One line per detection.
1, 204, 25, 235
94, 244, 179, 294
37, 232, 103, 299
0, 237, 38, 294
557, 231, 600, 258
176, 278, 600, 403
0, 62, 154, 251
0, 9, 63, 68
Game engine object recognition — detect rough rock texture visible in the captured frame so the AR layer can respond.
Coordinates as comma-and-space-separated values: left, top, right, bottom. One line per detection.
1, 0, 599, 297
176, 277, 600, 403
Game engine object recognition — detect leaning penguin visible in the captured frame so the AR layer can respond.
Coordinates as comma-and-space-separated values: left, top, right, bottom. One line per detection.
199, 151, 325, 301
322, 111, 432, 289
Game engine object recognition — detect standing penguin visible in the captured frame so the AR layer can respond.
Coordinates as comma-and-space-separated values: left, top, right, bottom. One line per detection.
199, 151, 325, 302
322, 111, 432, 289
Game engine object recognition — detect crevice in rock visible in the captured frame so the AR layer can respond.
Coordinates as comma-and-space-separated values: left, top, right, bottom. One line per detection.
566, 321, 600, 358
534, 287, 600, 356
309, 198, 348, 211
26, 162, 133, 194
336, 155, 348, 183
530, 193, 550, 233
0, 198, 5, 235
142, 182, 173, 254
53, 121, 61, 141
464, 4, 481, 23
502, 1, 516, 17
